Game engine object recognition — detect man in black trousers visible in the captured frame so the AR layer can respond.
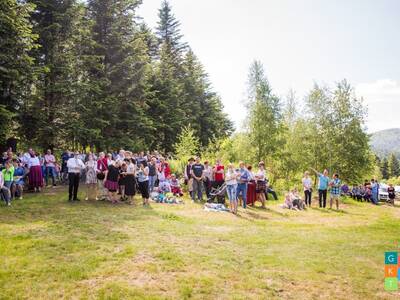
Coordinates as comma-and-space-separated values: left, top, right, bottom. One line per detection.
66, 152, 85, 201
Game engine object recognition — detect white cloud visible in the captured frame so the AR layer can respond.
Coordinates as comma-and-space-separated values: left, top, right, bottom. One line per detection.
355, 79, 400, 133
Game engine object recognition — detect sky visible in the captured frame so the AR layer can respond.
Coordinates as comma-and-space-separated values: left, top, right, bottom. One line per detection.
138, 0, 400, 133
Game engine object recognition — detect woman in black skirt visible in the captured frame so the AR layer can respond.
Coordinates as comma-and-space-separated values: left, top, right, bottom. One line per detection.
118, 161, 128, 201
104, 161, 120, 204
123, 158, 137, 205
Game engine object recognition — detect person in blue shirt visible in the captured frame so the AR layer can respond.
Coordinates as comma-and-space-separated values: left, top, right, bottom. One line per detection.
370, 179, 379, 205
311, 168, 329, 208
236, 161, 251, 209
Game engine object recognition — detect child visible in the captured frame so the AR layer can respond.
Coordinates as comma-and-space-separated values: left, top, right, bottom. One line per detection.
159, 179, 171, 194
290, 188, 305, 210
281, 193, 293, 210
170, 174, 183, 197
225, 163, 239, 214
387, 183, 396, 206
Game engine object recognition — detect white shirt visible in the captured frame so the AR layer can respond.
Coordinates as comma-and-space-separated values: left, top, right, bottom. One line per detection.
28, 157, 40, 168
0, 172, 4, 188
256, 169, 266, 181
225, 169, 238, 185
204, 166, 213, 181
302, 177, 312, 191
67, 157, 85, 173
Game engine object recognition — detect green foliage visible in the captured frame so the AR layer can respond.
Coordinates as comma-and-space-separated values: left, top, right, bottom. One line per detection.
173, 125, 200, 162
381, 157, 389, 179
0, 0, 231, 152
246, 60, 283, 162
388, 153, 400, 177
0, 105, 14, 143
0, 0, 38, 144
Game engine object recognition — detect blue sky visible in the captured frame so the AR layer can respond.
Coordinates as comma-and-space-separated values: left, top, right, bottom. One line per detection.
138, 0, 400, 132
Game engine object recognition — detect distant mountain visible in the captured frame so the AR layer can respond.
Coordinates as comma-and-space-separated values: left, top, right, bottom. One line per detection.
370, 128, 400, 158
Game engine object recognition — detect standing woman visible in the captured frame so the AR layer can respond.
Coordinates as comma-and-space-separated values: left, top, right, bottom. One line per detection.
137, 161, 150, 206
302, 171, 313, 207
225, 163, 239, 214
255, 161, 267, 208
85, 153, 98, 200
96, 152, 108, 200
28, 150, 43, 192
246, 165, 256, 207
104, 160, 120, 204
123, 158, 137, 205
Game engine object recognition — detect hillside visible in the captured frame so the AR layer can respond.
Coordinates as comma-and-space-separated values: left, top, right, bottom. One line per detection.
370, 128, 400, 158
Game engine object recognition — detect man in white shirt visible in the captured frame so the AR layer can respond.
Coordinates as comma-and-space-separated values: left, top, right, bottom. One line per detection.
44, 149, 57, 187
67, 152, 85, 201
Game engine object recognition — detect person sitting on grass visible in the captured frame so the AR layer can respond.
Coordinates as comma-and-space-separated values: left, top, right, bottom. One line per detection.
12, 159, 26, 200
0, 170, 12, 206
159, 178, 172, 194
387, 183, 396, 206
281, 193, 293, 210
290, 188, 306, 210
1, 160, 14, 198
329, 173, 341, 210
170, 174, 183, 197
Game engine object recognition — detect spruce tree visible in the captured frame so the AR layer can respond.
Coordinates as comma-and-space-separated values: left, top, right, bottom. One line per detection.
0, 0, 37, 145
381, 157, 389, 179
388, 153, 400, 178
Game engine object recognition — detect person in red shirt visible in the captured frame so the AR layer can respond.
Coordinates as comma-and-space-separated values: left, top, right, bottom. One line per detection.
212, 159, 225, 203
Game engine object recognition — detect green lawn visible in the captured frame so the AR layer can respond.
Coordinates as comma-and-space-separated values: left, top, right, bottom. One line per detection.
0, 187, 399, 299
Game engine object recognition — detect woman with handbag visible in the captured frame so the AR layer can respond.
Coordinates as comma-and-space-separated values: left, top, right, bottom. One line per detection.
96, 152, 108, 200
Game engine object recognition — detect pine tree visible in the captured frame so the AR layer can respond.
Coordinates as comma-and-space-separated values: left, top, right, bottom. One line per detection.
381, 157, 389, 179
156, 0, 187, 57
388, 153, 400, 178
23, 0, 84, 150
0, 0, 37, 145
85, 0, 153, 151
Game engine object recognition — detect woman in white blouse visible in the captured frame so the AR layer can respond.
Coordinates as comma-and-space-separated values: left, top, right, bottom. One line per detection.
27, 150, 44, 192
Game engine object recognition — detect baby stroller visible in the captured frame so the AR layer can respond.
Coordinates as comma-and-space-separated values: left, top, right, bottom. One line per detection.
207, 182, 227, 204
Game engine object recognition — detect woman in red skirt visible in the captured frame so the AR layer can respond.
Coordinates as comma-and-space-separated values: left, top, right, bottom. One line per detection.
27, 150, 43, 192
246, 165, 256, 206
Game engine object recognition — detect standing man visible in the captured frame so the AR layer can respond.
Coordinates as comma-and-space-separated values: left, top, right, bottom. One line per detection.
329, 173, 341, 210
236, 161, 251, 209
67, 152, 85, 201
148, 156, 157, 192
370, 179, 379, 205
311, 168, 329, 208
44, 149, 57, 187
190, 157, 205, 202
184, 158, 195, 198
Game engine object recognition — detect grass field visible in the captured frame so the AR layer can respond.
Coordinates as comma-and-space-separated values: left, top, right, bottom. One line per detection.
0, 186, 399, 299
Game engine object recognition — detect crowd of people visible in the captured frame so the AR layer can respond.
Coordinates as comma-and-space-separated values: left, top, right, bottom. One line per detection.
0, 148, 396, 211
